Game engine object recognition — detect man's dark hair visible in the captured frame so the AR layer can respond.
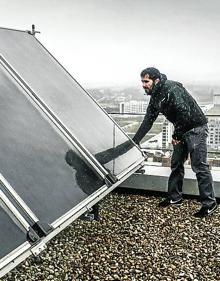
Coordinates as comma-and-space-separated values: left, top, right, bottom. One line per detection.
140, 67, 161, 81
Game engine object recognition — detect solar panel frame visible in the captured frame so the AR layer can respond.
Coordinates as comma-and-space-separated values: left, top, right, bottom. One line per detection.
0, 54, 109, 181
34, 36, 145, 179
0, 47, 142, 232
0, 157, 144, 278
0, 27, 145, 179
0, 26, 145, 277
0, 242, 31, 278
0, 62, 107, 227
0, 186, 33, 276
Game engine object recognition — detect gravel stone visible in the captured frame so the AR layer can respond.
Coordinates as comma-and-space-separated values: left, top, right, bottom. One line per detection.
1, 191, 220, 281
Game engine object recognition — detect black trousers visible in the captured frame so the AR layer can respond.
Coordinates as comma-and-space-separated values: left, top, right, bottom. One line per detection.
168, 124, 216, 207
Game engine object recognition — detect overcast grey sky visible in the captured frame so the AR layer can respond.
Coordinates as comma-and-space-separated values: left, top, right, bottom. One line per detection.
0, 0, 220, 87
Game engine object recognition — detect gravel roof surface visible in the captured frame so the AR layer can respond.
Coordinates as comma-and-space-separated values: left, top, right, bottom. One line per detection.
1, 191, 220, 281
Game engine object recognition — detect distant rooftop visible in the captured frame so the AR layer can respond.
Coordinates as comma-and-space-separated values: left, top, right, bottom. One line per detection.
206, 104, 220, 116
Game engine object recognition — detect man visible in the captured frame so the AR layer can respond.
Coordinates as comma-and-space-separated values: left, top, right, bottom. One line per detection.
133, 67, 217, 218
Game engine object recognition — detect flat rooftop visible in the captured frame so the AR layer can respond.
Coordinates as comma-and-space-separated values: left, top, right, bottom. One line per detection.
2, 191, 219, 281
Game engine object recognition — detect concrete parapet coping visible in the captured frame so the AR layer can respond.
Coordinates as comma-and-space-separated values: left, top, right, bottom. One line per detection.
120, 164, 220, 197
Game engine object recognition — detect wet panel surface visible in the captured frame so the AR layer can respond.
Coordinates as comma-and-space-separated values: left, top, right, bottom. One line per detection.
0, 28, 143, 176
0, 65, 104, 225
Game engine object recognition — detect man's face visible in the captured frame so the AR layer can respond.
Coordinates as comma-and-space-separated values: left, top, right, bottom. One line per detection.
141, 75, 154, 95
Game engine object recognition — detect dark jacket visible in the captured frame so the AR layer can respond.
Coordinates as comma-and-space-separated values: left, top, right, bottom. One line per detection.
133, 74, 208, 144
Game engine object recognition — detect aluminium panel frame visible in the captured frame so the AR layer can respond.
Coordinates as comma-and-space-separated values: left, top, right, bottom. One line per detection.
0, 186, 36, 277
0, 26, 145, 180
0, 26, 30, 34
34, 35, 145, 179
0, 161, 144, 278
0, 242, 31, 278
0, 60, 110, 229
0, 50, 144, 182
0, 26, 145, 277
0, 174, 39, 224
0, 190, 30, 231
0, 54, 108, 181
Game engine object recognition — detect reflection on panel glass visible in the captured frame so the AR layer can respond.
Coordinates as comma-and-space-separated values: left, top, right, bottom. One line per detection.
0, 203, 27, 259
0, 65, 104, 225
0, 28, 143, 176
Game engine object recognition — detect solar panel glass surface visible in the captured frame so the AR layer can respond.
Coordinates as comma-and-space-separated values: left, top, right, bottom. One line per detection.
0, 28, 143, 177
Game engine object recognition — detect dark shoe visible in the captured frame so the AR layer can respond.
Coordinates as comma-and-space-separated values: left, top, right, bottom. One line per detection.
194, 202, 218, 218
158, 198, 183, 207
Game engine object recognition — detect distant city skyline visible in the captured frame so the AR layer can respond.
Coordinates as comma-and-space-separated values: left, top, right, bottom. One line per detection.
0, 0, 220, 88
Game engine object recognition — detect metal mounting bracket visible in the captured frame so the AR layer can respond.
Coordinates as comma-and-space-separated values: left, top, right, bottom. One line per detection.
105, 173, 118, 186
31, 241, 47, 256
32, 221, 53, 237
27, 228, 40, 243
80, 203, 99, 221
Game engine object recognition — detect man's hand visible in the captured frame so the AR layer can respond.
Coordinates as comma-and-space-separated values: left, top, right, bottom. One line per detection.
172, 139, 181, 146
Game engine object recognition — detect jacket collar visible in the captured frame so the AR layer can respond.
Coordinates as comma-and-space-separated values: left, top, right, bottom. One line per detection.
151, 73, 167, 95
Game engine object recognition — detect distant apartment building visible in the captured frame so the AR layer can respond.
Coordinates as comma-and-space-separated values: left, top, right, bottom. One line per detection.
115, 96, 125, 103
119, 100, 148, 114
208, 118, 220, 149
162, 119, 173, 149
213, 94, 220, 105
207, 94, 220, 150
161, 95, 220, 150
120, 94, 220, 150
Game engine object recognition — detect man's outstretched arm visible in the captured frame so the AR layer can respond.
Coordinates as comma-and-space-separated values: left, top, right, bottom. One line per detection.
133, 100, 160, 145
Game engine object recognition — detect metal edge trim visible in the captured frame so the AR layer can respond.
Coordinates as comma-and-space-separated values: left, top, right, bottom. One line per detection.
0, 26, 29, 33
0, 190, 30, 231
51, 161, 144, 229
0, 174, 38, 223
0, 242, 31, 274
51, 184, 108, 228
0, 162, 143, 278
116, 158, 145, 180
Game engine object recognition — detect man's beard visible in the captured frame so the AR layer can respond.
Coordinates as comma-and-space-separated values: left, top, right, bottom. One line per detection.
144, 81, 157, 95
144, 88, 152, 95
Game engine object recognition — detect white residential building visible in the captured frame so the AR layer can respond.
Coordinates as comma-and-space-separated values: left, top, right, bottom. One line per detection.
162, 119, 173, 149
160, 102, 219, 150
206, 94, 220, 150
213, 94, 220, 105
119, 100, 148, 114
208, 118, 220, 150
